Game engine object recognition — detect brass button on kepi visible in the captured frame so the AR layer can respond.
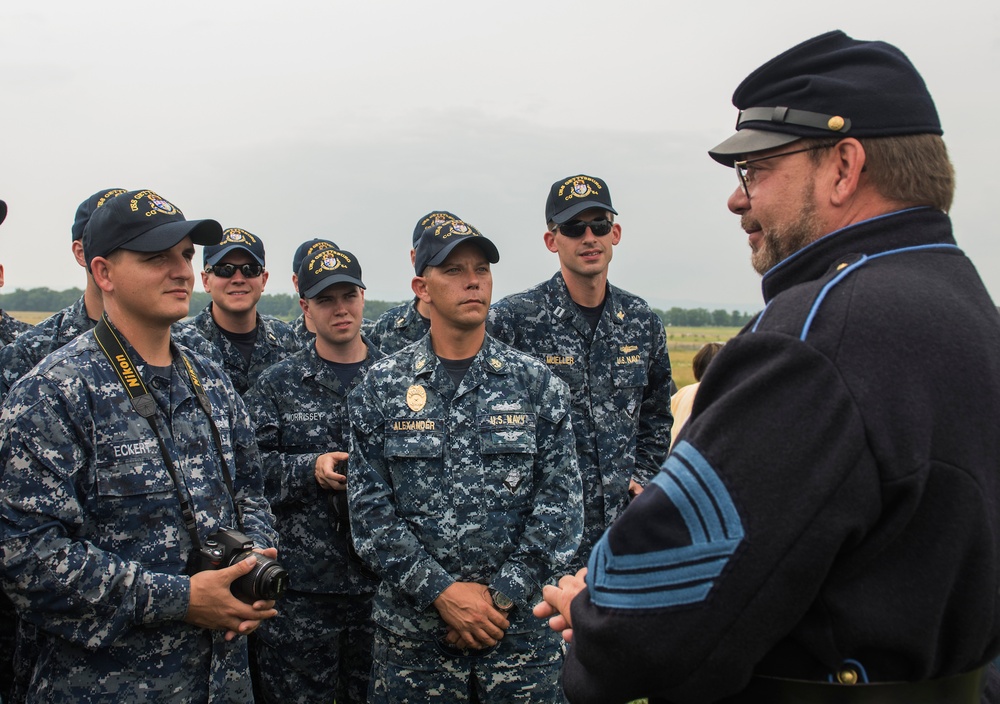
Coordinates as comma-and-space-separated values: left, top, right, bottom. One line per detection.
828, 115, 846, 131
836, 667, 859, 685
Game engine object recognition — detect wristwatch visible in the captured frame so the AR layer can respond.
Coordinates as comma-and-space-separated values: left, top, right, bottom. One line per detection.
489, 588, 514, 613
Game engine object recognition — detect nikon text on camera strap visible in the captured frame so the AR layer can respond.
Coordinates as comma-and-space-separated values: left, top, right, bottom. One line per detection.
92, 313, 242, 549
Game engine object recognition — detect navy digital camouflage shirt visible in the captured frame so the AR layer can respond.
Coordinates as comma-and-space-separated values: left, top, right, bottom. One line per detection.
347, 333, 583, 639
245, 339, 384, 595
175, 304, 300, 395
0, 310, 31, 349
0, 320, 278, 703
0, 296, 96, 401
488, 272, 673, 568
367, 298, 430, 355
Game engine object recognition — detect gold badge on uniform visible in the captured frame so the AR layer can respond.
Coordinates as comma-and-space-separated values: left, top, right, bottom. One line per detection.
488, 358, 503, 371
616, 310, 625, 320
406, 385, 427, 411
620, 345, 638, 354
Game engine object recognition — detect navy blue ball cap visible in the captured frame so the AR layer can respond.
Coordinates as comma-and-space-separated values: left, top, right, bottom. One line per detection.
412, 211, 461, 247
709, 30, 942, 165
299, 248, 365, 299
0, 200, 6, 227
84, 189, 222, 267
414, 220, 499, 275
73, 188, 127, 242
204, 228, 266, 267
293, 238, 339, 274
545, 175, 617, 225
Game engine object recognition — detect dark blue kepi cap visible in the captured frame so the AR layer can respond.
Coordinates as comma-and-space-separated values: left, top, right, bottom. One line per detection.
709, 30, 942, 165
84, 189, 222, 267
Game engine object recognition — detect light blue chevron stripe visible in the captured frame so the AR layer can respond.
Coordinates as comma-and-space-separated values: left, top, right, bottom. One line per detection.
588, 442, 744, 609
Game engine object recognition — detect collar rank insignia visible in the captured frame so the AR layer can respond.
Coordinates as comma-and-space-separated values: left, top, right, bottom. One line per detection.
503, 468, 523, 493
616, 309, 625, 320
415, 357, 427, 372
406, 385, 426, 412
488, 358, 503, 371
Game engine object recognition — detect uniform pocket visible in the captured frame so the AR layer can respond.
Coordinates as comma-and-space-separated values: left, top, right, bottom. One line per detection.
94, 444, 181, 566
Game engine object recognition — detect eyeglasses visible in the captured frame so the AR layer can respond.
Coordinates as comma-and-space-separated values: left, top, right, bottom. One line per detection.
734, 143, 837, 199
205, 263, 264, 279
555, 219, 614, 238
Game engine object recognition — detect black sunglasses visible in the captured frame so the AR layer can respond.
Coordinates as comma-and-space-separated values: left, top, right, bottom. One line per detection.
205, 263, 264, 279
555, 219, 613, 238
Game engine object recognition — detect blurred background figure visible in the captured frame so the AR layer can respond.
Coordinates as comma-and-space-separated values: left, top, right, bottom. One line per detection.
670, 341, 725, 447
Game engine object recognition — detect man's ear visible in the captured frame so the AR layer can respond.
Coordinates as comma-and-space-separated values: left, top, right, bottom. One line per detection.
72, 240, 87, 268
412, 275, 430, 304
828, 138, 866, 207
90, 257, 114, 293
543, 230, 559, 254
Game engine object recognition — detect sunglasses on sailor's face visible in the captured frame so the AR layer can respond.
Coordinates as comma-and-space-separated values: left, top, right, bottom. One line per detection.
554, 219, 614, 238
205, 263, 264, 279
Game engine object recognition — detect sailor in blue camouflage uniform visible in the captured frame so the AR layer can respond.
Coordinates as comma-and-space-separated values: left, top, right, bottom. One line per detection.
537, 31, 1000, 704
0, 200, 32, 349
0, 188, 126, 704
0, 197, 30, 704
488, 177, 672, 571
0, 188, 126, 403
368, 211, 460, 354
0, 189, 281, 703
175, 228, 299, 395
288, 238, 338, 347
247, 247, 382, 703
349, 220, 583, 702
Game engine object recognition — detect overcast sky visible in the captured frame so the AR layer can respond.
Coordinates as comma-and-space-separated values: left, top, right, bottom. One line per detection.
1, 1, 997, 312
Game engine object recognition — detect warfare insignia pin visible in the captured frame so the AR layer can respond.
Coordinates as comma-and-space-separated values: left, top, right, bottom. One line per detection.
406, 385, 427, 412
620, 345, 638, 354
503, 469, 523, 493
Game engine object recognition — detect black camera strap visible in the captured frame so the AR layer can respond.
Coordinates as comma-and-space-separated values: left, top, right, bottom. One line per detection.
92, 314, 241, 550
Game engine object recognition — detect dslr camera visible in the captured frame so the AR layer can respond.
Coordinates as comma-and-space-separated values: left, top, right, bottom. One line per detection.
187, 528, 289, 602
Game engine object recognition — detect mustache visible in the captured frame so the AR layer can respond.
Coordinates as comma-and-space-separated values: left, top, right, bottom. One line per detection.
741, 214, 760, 231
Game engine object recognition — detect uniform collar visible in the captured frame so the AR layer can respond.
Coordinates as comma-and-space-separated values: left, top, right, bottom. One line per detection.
548, 271, 627, 327
760, 208, 956, 303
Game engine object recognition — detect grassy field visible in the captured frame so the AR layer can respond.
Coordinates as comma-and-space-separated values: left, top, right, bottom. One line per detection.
667, 326, 741, 388
8, 311, 51, 325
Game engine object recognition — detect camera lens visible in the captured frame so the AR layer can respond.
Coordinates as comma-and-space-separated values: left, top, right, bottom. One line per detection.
230, 551, 290, 602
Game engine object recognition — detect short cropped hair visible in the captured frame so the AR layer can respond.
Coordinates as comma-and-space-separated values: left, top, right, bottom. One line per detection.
692, 341, 725, 382
805, 134, 955, 212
